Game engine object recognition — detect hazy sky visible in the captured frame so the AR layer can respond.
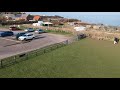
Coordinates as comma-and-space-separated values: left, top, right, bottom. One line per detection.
25, 12, 120, 26
26, 12, 120, 16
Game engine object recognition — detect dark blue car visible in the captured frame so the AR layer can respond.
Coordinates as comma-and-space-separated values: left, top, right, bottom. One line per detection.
16, 32, 27, 40
0, 31, 14, 37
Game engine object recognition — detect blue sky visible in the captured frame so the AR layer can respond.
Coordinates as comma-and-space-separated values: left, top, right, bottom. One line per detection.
25, 12, 120, 26
26, 12, 120, 16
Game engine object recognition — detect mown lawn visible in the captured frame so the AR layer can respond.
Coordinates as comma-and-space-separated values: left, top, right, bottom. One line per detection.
1, 38, 120, 78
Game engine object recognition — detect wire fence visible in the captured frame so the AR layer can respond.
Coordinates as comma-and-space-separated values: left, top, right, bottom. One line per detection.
0, 39, 71, 68
0, 33, 84, 69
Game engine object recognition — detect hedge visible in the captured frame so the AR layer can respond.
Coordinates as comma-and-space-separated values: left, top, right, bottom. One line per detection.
0, 21, 37, 25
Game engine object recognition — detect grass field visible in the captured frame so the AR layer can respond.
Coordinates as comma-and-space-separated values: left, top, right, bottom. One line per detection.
1, 38, 120, 78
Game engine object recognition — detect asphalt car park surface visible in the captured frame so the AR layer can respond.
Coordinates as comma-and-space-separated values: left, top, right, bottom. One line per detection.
0, 31, 70, 59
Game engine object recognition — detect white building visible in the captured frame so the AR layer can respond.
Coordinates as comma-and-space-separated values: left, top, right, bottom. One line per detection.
74, 26, 86, 31
32, 21, 43, 26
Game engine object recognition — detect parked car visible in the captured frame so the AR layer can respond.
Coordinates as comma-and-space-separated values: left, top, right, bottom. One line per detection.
18, 33, 35, 41
24, 28, 34, 32
9, 26, 21, 31
34, 29, 46, 34
0, 31, 14, 37
16, 32, 27, 40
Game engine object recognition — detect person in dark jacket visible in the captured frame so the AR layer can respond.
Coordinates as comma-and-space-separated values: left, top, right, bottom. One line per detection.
114, 37, 119, 44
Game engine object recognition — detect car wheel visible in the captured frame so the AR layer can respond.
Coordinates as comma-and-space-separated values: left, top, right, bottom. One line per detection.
18, 38, 21, 41
24, 38, 26, 41
32, 37, 35, 40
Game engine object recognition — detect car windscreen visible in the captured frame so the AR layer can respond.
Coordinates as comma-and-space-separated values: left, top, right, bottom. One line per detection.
23, 35, 27, 36
28, 34, 33, 36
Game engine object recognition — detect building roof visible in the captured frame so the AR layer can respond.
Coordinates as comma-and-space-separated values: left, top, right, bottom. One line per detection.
33, 15, 41, 21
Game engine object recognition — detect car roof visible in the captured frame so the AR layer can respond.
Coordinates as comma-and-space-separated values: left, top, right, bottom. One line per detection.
0, 31, 13, 33
18, 32, 26, 34
24, 33, 33, 35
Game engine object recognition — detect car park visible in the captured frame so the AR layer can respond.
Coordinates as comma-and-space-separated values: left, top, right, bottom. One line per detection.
0, 31, 14, 37
18, 33, 35, 41
24, 28, 35, 32
34, 29, 46, 34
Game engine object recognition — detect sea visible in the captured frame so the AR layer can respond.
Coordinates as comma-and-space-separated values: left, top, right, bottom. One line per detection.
77, 15, 120, 26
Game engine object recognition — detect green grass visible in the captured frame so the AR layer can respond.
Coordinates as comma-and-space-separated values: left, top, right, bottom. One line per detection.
1, 38, 120, 78
0, 25, 10, 29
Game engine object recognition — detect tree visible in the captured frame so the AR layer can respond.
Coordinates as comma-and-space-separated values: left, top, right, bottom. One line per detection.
26, 14, 34, 21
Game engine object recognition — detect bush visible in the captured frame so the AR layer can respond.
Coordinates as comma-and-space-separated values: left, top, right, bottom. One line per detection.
1, 21, 37, 25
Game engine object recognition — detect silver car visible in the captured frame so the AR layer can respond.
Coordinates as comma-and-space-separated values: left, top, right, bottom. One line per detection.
18, 33, 35, 41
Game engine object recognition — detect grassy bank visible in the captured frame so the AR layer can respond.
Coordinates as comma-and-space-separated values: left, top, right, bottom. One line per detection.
45, 29, 73, 36
0, 24, 10, 29
0, 38, 120, 78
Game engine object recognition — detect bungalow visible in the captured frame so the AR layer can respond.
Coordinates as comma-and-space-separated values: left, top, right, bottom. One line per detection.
1, 14, 15, 21
1, 13, 28, 21
74, 26, 86, 31
32, 21, 43, 26
15, 14, 28, 21
43, 22, 53, 26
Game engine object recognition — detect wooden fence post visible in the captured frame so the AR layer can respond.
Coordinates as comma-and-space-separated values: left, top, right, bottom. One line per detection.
57, 44, 58, 48
36, 51, 37, 56
14, 56, 17, 63
26, 53, 28, 60
66, 40, 68, 45
44, 49, 46, 53
1, 60, 3, 68
51, 46, 52, 51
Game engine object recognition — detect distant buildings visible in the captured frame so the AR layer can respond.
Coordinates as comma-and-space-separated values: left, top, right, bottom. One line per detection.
0, 12, 28, 21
